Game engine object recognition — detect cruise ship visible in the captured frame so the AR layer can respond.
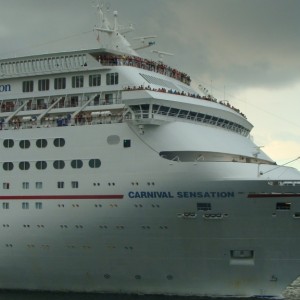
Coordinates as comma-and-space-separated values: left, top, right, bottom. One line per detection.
0, 5, 299, 298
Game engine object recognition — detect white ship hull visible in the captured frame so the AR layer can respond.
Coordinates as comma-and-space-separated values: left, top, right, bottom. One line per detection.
0, 123, 298, 298
0, 6, 299, 298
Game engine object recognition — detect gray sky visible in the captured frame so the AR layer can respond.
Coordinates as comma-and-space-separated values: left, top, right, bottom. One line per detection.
1, 0, 300, 169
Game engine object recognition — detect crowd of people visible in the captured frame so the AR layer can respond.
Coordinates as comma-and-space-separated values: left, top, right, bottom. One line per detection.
123, 85, 246, 119
99, 55, 191, 86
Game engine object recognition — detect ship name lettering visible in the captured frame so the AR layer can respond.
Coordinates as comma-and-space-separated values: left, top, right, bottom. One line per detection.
0, 84, 11, 92
128, 191, 175, 199
177, 191, 235, 198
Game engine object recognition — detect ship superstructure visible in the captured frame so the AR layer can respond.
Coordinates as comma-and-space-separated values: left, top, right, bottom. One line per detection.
0, 5, 299, 298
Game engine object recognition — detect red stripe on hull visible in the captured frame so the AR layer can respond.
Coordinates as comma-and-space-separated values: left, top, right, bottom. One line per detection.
248, 193, 300, 198
0, 195, 124, 200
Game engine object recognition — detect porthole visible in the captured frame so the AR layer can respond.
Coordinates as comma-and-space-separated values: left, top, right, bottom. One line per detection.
89, 159, 101, 168
36, 161, 47, 170
3, 162, 14, 171
53, 160, 65, 169
19, 140, 30, 149
53, 138, 65, 147
71, 160, 83, 169
19, 161, 30, 170
36, 139, 48, 148
3, 139, 14, 148
107, 135, 120, 145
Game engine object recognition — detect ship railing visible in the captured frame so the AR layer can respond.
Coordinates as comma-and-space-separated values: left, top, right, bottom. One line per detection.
99, 54, 191, 86
123, 86, 247, 119
0, 92, 122, 114
0, 113, 124, 130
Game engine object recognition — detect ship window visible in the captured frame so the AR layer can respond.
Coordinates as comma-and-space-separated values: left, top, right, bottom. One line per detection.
89, 74, 101, 86
53, 160, 65, 169
89, 159, 101, 168
22, 202, 29, 209
3, 139, 14, 148
106, 72, 119, 85
152, 104, 159, 113
22, 182, 29, 189
107, 135, 120, 145
169, 108, 179, 117
38, 79, 50, 91
178, 110, 188, 118
159, 106, 169, 115
35, 202, 43, 209
123, 139, 131, 148
197, 203, 211, 211
54, 77, 66, 90
72, 75, 84, 88
57, 181, 64, 189
71, 181, 79, 189
22, 81, 34, 93
19, 140, 30, 149
53, 138, 65, 147
19, 161, 30, 170
36, 161, 47, 170
2, 202, 9, 209
36, 182, 43, 189
3, 183, 10, 190
3, 162, 14, 171
276, 202, 291, 210
36, 139, 48, 148
71, 160, 83, 169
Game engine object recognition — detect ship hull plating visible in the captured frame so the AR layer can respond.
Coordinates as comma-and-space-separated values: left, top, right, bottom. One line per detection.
0, 123, 299, 298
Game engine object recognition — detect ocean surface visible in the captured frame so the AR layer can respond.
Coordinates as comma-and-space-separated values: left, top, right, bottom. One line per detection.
0, 290, 299, 300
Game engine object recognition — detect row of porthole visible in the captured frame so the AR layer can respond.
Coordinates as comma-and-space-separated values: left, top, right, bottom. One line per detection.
2, 159, 101, 171
3, 138, 65, 149
4, 225, 169, 230
131, 182, 155, 186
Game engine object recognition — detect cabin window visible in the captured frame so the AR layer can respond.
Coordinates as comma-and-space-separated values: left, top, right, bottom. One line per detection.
3, 183, 10, 190
36, 139, 48, 148
2, 202, 9, 209
36, 182, 43, 189
72, 75, 84, 88
38, 79, 50, 91
71, 181, 79, 189
22, 182, 29, 189
89, 74, 101, 86
57, 181, 64, 189
54, 77, 66, 90
89, 159, 101, 168
22, 81, 34, 92
19, 161, 30, 171
35, 202, 43, 209
53, 138, 65, 147
53, 160, 65, 170
3, 139, 14, 148
106, 72, 119, 85
22, 202, 29, 209
3, 162, 14, 171
19, 140, 30, 149
71, 160, 83, 169
36, 161, 47, 170
123, 139, 131, 148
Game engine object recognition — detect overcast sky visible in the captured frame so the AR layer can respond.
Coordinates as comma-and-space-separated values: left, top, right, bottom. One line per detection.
1, 0, 300, 170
